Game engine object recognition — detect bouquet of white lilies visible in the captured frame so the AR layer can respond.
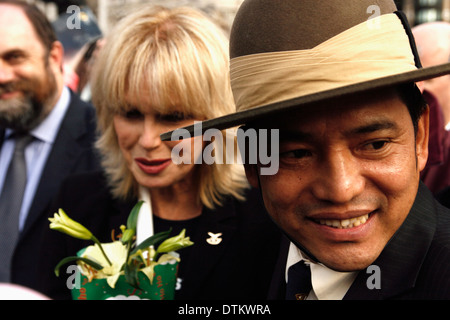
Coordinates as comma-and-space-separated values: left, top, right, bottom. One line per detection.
49, 201, 193, 300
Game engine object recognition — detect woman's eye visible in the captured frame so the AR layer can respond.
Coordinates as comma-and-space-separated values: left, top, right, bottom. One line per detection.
123, 109, 143, 119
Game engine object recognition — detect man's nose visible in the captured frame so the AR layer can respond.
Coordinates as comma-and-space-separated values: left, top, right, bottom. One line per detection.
311, 149, 365, 203
0, 61, 15, 84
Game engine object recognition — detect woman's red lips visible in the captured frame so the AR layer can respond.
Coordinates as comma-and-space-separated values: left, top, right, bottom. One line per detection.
135, 158, 171, 174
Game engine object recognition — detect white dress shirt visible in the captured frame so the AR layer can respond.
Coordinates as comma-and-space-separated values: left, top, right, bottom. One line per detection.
286, 242, 358, 300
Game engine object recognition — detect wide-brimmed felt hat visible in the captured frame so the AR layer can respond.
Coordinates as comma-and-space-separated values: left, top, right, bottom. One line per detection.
160, 0, 450, 141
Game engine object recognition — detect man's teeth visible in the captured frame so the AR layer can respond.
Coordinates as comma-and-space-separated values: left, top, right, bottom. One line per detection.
318, 214, 369, 229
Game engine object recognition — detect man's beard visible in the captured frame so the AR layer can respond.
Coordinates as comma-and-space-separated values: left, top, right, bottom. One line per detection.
0, 66, 57, 133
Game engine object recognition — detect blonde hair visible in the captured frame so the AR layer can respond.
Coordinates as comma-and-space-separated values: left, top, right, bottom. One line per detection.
91, 5, 249, 208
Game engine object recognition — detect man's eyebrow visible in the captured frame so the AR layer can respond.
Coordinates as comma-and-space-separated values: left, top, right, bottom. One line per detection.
1, 48, 27, 59
277, 121, 398, 141
345, 121, 397, 136
278, 130, 313, 141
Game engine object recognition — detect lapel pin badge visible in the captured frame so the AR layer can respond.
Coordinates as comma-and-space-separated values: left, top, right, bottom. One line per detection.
206, 232, 222, 245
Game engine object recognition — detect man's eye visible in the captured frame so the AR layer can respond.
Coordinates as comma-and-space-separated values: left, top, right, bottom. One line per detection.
366, 140, 388, 150
281, 149, 312, 159
5, 51, 26, 63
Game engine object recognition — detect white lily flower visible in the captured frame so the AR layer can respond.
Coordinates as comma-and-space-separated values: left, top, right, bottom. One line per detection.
80, 241, 128, 288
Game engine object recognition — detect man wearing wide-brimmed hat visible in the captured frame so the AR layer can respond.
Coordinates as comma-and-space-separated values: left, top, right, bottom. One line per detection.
162, 0, 450, 299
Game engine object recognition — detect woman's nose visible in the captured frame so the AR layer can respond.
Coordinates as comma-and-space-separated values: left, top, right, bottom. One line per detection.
139, 117, 162, 150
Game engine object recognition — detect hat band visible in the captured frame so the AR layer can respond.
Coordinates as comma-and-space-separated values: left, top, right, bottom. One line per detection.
230, 13, 418, 112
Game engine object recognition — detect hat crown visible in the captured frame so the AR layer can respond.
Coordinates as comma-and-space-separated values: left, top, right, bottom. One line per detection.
159, 0, 450, 142
230, 0, 398, 58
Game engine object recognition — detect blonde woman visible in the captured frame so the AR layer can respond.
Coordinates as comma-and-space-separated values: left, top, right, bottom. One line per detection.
38, 6, 281, 300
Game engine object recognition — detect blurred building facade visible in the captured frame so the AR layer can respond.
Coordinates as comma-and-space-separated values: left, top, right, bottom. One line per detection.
396, 0, 450, 25
29, 0, 450, 32
97, 0, 244, 34
30, 0, 244, 34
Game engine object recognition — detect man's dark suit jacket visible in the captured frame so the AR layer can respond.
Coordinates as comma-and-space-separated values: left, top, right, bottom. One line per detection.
0, 91, 101, 291
269, 182, 450, 299
37, 171, 281, 300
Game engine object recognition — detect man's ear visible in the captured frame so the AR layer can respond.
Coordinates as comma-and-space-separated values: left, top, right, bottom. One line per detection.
416, 105, 430, 172
244, 163, 260, 188
48, 41, 64, 73
416, 80, 425, 93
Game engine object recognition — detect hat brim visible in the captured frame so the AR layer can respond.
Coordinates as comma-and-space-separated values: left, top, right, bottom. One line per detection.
160, 62, 450, 141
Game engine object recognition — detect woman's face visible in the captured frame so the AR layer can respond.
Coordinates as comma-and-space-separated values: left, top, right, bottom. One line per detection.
113, 99, 203, 190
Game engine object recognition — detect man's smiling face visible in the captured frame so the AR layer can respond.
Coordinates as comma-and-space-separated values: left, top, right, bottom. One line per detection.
245, 87, 429, 271
0, 4, 60, 132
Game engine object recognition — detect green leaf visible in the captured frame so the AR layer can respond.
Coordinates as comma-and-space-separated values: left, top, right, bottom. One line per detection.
127, 201, 144, 231
131, 229, 172, 255
54, 256, 104, 277
124, 259, 140, 289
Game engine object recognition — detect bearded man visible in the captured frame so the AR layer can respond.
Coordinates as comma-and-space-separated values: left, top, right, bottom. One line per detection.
0, 0, 100, 290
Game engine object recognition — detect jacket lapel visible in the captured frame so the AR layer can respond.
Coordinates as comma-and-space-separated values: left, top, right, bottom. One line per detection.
267, 236, 290, 299
20, 93, 94, 237
0, 128, 4, 146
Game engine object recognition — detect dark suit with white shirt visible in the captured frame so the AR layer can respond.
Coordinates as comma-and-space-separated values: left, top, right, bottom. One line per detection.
0, 91, 101, 291
269, 182, 450, 299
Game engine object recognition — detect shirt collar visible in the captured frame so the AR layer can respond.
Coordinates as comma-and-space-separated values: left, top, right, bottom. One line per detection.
286, 242, 358, 300
32, 86, 71, 143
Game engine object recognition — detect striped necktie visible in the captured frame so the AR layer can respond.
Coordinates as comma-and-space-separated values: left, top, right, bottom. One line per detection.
0, 133, 33, 281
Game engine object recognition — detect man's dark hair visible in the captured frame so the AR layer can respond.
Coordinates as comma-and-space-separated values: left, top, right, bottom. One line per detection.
397, 82, 428, 136
0, 0, 58, 53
